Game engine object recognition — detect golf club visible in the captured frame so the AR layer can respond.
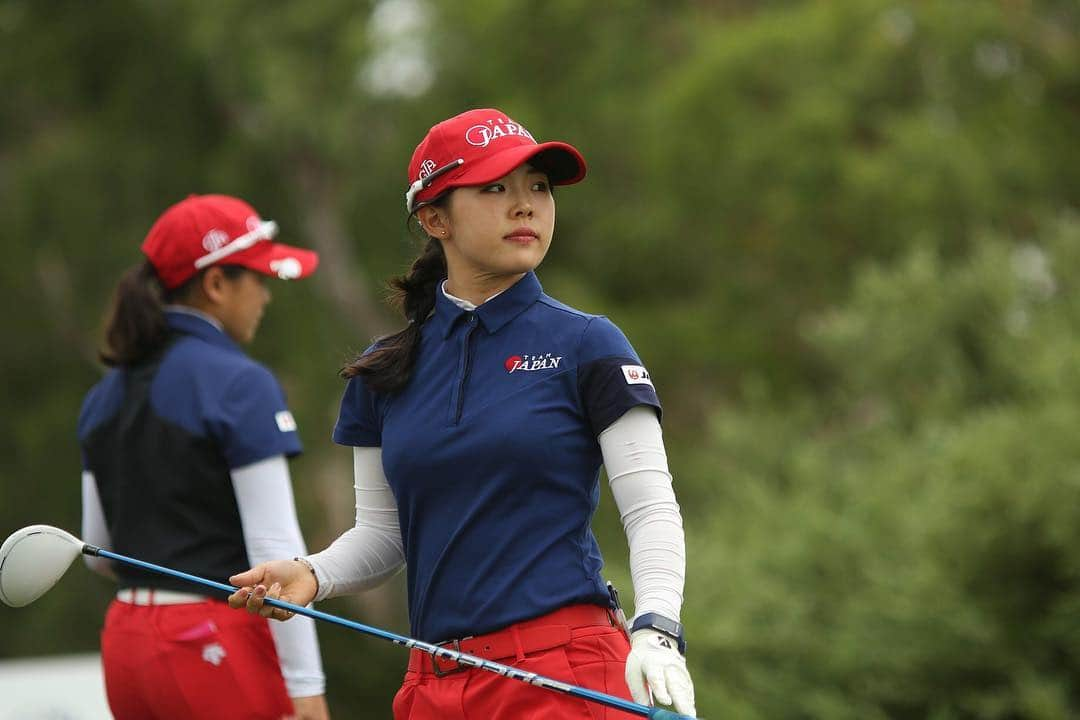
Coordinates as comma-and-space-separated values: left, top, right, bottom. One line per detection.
0, 525, 697, 719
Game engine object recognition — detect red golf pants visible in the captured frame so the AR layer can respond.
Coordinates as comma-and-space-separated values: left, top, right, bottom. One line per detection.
100, 597, 294, 720
393, 604, 640, 719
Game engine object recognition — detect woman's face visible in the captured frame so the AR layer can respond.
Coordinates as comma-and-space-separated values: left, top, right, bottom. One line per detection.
216, 269, 271, 344
438, 164, 555, 283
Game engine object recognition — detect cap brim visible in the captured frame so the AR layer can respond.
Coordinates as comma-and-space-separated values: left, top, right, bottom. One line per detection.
229, 242, 319, 281
527, 142, 587, 185
445, 141, 587, 194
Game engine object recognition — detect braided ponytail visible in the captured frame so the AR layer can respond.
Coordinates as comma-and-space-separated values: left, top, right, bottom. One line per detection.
342, 236, 447, 392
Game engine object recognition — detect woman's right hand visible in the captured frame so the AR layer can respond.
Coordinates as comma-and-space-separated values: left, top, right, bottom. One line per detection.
228, 559, 318, 621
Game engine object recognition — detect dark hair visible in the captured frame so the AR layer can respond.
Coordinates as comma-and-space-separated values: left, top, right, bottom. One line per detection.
342, 202, 449, 392
99, 261, 245, 367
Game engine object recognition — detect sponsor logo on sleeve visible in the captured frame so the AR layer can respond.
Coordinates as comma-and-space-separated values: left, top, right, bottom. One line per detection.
621, 365, 654, 387
275, 410, 298, 432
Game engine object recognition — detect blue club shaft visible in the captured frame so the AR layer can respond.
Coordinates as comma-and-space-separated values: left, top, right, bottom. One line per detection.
86, 545, 696, 720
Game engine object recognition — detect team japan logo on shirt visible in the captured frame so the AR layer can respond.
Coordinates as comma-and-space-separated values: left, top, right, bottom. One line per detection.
504, 353, 563, 373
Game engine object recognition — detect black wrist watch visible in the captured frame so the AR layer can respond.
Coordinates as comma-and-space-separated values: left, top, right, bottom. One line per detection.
631, 612, 687, 655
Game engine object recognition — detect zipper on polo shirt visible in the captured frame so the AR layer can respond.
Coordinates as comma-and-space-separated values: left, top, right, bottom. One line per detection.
450, 313, 478, 424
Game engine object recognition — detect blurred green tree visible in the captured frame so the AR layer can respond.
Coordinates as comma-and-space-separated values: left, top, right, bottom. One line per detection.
691, 214, 1080, 719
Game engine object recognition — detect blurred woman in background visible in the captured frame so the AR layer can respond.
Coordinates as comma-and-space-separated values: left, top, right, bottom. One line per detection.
231, 109, 696, 718
79, 194, 329, 720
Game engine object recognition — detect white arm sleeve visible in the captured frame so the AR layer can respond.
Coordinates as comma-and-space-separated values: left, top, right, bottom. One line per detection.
305, 447, 405, 601
599, 405, 686, 622
80, 471, 117, 579
231, 456, 326, 698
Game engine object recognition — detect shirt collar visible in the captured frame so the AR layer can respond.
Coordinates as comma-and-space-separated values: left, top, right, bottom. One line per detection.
432, 272, 543, 338
441, 281, 508, 312
164, 304, 223, 330
164, 306, 241, 352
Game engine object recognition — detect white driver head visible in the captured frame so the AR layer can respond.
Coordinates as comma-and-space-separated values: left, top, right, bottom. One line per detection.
0, 525, 85, 607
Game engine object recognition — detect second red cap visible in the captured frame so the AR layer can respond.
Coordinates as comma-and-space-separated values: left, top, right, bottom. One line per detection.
141, 195, 319, 290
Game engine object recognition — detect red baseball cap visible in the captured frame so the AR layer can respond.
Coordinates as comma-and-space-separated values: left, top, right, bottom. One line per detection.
405, 108, 587, 212
141, 194, 319, 290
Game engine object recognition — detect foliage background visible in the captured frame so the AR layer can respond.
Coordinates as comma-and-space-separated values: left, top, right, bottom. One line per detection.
2, 0, 1079, 717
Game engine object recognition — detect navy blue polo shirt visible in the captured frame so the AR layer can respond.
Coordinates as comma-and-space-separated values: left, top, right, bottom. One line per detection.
78, 309, 302, 590
334, 272, 661, 642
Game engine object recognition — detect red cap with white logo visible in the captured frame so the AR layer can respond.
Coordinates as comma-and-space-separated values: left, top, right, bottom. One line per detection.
405, 108, 587, 212
141, 194, 319, 290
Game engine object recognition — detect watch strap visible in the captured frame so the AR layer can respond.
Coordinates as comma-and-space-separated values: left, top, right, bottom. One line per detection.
631, 612, 686, 655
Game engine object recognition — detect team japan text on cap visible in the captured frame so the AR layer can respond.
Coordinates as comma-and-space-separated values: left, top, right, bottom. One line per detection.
141, 194, 319, 290
405, 108, 587, 212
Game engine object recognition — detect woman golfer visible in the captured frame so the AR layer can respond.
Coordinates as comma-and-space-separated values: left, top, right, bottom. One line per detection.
231, 109, 696, 718
79, 195, 329, 719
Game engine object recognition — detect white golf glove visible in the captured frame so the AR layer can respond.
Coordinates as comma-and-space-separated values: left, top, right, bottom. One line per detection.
625, 628, 696, 716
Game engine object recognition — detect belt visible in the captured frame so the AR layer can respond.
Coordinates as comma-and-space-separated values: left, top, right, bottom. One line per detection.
407, 604, 616, 677
117, 588, 209, 605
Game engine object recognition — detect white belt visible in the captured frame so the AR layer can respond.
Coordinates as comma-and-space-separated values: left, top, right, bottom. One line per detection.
117, 588, 209, 605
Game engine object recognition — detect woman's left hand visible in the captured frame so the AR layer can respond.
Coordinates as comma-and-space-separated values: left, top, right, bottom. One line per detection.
625, 629, 697, 716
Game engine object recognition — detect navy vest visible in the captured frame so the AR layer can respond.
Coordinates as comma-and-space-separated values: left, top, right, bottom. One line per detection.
82, 339, 248, 590
79, 311, 302, 591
